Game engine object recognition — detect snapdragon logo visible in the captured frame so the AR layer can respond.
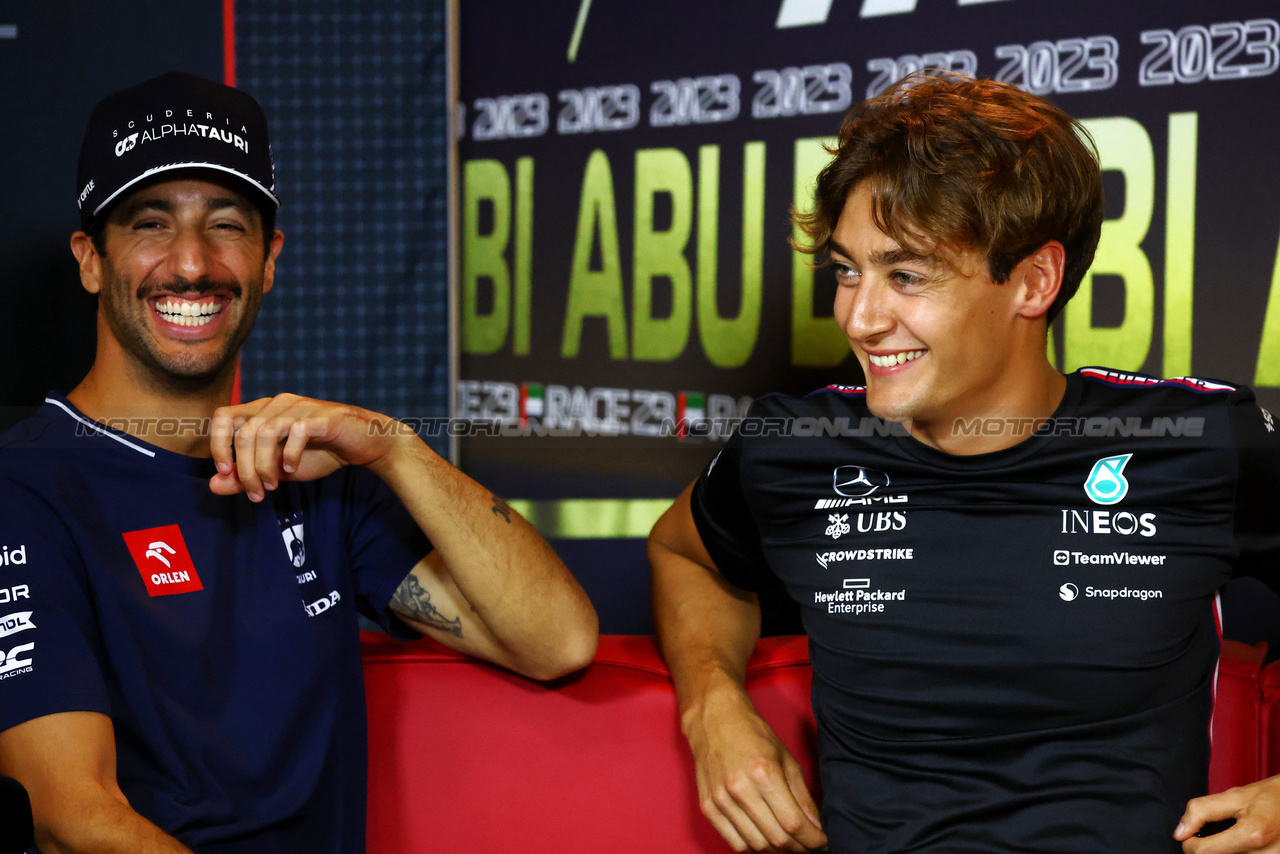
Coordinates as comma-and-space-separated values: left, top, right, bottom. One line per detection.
1059, 583, 1079, 601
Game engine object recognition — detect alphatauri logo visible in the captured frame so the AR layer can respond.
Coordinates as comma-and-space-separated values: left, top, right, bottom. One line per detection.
279, 511, 307, 569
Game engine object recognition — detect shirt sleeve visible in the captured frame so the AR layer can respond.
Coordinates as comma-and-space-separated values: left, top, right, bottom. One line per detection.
341, 467, 434, 639
0, 475, 111, 734
689, 420, 775, 594
1228, 387, 1280, 584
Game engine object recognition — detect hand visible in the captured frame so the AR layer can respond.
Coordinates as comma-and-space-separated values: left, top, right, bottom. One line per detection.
1176, 776, 1280, 852
208, 394, 408, 501
685, 689, 826, 852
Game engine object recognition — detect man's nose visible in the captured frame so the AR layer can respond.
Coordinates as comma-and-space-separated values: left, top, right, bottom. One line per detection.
844, 279, 893, 342
166, 227, 215, 284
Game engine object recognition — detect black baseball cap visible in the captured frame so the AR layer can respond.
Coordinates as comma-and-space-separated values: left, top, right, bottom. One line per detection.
75, 71, 280, 230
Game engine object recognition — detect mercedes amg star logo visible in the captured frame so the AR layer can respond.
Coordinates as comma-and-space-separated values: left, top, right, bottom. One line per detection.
833, 465, 890, 497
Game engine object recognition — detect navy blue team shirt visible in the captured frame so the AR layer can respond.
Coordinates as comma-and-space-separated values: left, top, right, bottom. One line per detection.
692, 368, 1280, 853
0, 394, 431, 852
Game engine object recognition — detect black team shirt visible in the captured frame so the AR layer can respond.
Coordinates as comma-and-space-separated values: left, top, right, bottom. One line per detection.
690, 368, 1280, 853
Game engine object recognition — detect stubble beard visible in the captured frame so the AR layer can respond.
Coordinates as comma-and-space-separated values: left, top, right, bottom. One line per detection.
98, 260, 263, 394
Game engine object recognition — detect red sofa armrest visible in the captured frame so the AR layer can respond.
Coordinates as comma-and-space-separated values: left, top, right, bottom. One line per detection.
362, 633, 817, 854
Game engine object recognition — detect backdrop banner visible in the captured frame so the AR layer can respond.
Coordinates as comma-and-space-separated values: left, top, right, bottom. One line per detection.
457, 0, 1280, 630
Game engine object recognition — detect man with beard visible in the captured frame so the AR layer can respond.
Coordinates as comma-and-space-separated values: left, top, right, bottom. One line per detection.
0, 72, 598, 853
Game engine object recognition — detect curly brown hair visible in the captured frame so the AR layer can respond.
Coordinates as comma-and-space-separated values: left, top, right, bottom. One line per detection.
793, 73, 1104, 323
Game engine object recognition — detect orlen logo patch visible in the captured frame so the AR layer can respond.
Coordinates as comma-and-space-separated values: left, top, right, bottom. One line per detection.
121, 525, 203, 597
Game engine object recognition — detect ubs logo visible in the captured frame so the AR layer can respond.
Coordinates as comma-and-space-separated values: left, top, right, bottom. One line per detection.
833, 465, 890, 497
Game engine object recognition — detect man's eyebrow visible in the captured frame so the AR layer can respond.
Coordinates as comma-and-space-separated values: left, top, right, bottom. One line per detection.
828, 238, 855, 261
119, 198, 173, 219
827, 239, 939, 268
116, 196, 254, 219
205, 196, 254, 216
869, 247, 939, 267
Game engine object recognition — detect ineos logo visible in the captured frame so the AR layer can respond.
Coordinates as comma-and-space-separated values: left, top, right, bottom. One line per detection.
833, 465, 890, 497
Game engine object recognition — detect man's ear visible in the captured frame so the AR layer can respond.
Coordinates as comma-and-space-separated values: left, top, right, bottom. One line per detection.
262, 229, 285, 295
1015, 241, 1065, 320
69, 232, 103, 295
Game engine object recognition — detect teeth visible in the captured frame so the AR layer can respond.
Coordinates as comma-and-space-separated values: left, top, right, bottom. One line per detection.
869, 349, 926, 368
155, 298, 223, 327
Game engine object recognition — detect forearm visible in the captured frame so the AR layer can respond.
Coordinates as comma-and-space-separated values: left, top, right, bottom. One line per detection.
650, 537, 762, 736
371, 435, 597, 678
649, 490, 827, 852
34, 782, 192, 854
2, 713, 194, 854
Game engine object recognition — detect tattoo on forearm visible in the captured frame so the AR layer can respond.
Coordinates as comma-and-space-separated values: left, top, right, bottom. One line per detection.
491, 495, 512, 524
392, 574, 464, 638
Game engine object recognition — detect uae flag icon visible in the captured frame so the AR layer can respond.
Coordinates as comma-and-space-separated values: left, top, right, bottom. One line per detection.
520, 382, 544, 427
677, 391, 705, 440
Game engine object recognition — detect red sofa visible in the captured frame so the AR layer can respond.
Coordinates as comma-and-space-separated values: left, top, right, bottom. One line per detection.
362, 634, 1274, 853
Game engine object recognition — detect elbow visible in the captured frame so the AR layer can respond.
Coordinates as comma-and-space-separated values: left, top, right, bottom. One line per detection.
33, 828, 71, 854
524, 612, 599, 682
563, 617, 600, 674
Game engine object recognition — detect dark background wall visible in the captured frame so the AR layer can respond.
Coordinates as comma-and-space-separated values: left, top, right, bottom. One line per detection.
234, 1, 452, 453
0, 1, 452, 456
0, 1, 225, 431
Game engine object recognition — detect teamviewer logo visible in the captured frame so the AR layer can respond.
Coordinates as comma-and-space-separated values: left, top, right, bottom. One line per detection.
1053, 550, 1070, 566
